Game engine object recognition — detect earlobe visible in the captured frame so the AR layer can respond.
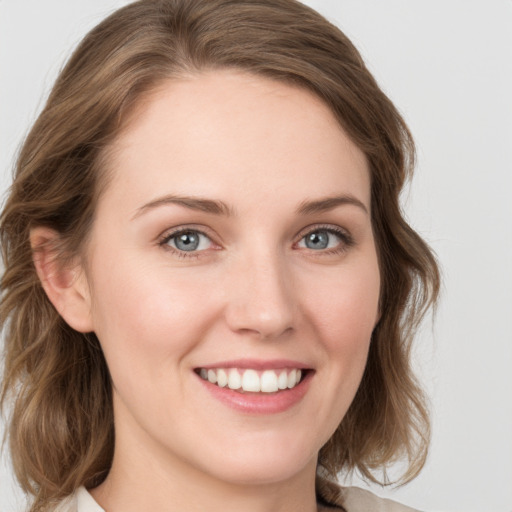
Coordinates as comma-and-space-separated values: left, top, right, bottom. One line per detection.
30, 227, 94, 333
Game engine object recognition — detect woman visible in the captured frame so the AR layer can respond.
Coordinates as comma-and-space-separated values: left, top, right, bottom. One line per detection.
0, 1, 440, 511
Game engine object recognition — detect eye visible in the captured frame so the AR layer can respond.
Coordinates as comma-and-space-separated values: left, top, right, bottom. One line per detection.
161, 229, 213, 253
296, 227, 351, 252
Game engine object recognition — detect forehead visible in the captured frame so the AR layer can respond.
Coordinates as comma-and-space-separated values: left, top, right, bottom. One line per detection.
101, 70, 370, 215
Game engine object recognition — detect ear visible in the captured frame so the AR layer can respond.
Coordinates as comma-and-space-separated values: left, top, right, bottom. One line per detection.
30, 227, 94, 333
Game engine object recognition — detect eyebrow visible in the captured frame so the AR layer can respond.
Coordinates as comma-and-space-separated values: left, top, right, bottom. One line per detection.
296, 195, 368, 215
132, 194, 233, 219
133, 193, 368, 220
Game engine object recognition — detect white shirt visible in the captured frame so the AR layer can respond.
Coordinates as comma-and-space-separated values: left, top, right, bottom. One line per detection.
55, 487, 104, 512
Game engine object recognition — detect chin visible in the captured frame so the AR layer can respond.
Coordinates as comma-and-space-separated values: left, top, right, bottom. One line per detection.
187, 431, 319, 486
204, 455, 315, 486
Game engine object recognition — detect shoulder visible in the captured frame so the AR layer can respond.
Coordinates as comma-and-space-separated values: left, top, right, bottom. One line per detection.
52, 494, 76, 512
341, 486, 420, 512
317, 477, 421, 512
52, 487, 104, 512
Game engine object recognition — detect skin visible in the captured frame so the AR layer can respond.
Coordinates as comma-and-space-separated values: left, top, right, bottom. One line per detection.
34, 71, 380, 512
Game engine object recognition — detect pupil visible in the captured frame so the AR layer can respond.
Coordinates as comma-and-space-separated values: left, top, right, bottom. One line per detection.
176, 232, 199, 251
306, 231, 329, 249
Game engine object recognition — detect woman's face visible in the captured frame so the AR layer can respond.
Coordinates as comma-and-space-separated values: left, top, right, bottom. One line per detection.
80, 71, 380, 486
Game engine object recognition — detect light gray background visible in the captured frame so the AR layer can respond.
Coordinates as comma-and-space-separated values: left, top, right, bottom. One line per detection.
1, 1, 511, 511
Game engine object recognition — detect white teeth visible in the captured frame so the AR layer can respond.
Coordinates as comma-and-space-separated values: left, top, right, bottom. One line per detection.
199, 367, 305, 393
277, 371, 288, 390
228, 368, 242, 390
287, 369, 297, 389
242, 369, 261, 392
207, 369, 217, 384
260, 370, 278, 393
217, 368, 228, 387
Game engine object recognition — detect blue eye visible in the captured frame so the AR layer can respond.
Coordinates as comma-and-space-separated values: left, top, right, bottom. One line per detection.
304, 231, 330, 250
297, 228, 346, 251
164, 230, 212, 252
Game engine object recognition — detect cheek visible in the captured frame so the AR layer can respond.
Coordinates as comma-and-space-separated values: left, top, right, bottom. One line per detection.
290, 258, 380, 446
310, 259, 380, 344
87, 262, 225, 427
88, 260, 218, 376
305, 257, 380, 391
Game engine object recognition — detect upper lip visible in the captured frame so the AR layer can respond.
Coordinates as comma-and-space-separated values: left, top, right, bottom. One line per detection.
195, 359, 312, 371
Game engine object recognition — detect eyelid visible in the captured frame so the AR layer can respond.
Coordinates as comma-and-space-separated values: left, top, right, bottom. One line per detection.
295, 223, 352, 241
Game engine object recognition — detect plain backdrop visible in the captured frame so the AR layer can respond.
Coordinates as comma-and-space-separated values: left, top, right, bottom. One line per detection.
1, 1, 511, 511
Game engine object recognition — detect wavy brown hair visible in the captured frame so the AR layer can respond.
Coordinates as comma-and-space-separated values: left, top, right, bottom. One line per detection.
0, 0, 440, 510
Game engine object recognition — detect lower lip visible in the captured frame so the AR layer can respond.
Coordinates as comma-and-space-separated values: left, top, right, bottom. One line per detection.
196, 372, 313, 414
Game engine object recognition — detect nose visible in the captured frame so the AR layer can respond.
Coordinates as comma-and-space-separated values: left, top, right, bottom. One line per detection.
224, 248, 296, 340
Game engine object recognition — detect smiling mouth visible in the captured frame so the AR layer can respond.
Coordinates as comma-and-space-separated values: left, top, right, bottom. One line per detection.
195, 367, 308, 393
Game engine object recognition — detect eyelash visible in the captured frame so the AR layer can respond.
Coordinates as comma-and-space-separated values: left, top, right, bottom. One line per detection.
158, 224, 354, 259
